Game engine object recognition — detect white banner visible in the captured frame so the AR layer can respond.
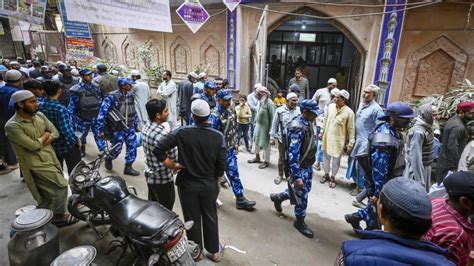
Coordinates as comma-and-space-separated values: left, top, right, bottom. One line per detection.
64, 0, 172, 33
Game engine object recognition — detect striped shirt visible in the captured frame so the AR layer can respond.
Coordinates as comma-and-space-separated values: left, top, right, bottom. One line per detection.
423, 198, 474, 266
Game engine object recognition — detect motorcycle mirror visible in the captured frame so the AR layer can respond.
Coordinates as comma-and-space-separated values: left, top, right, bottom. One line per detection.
184, 221, 194, 230
147, 254, 160, 266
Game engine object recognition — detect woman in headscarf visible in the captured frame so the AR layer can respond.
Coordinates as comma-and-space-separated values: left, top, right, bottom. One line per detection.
247, 86, 275, 169
404, 103, 438, 192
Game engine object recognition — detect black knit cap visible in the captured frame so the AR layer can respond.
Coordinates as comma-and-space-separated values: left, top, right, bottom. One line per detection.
444, 171, 474, 198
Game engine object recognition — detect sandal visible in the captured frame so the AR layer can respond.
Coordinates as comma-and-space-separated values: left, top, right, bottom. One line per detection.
315, 163, 321, 171
52, 214, 79, 228
207, 240, 226, 262
329, 176, 337, 188
258, 162, 269, 169
320, 174, 329, 184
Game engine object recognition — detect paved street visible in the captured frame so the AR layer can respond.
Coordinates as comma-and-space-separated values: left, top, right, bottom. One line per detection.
0, 136, 360, 265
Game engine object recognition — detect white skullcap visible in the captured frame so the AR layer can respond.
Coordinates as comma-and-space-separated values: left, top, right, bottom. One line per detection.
71, 69, 79, 76
111, 70, 119, 75
191, 99, 210, 117
331, 88, 340, 96
12, 90, 35, 103
198, 72, 207, 78
56, 61, 64, 65
189, 72, 198, 79
254, 83, 262, 89
327, 78, 337, 84
5, 70, 22, 82
365, 84, 380, 93
286, 92, 298, 100
339, 89, 350, 100
130, 70, 140, 76
9, 61, 19, 65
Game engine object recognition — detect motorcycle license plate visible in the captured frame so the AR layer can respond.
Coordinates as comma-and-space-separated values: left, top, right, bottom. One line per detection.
167, 237, 187, 262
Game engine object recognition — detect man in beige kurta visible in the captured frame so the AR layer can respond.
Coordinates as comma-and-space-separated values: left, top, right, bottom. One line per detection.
5, 90, 70, 222
321, 89, 355, 188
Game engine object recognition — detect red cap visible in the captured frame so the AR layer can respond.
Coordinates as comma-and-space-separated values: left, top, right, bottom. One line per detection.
457, 101, 474, 112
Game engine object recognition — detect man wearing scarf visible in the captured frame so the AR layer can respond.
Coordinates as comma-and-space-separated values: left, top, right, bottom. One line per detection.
404, 103, 438, 192
247, 86, 275, 169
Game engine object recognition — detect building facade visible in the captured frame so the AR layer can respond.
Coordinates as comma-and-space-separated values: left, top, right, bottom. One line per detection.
91, 1, 474, 106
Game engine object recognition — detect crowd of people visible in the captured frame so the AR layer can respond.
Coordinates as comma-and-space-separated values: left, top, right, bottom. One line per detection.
1, 58, 474, 264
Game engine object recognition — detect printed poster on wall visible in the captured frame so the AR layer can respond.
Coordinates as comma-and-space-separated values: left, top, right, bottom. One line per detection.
59, 0, 90, 38
66, 37, 94, 66
0, 0, 47, 25
64, 0, 172, 33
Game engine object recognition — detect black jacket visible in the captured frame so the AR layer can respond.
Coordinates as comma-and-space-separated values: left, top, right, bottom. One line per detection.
153, 124, 227, 190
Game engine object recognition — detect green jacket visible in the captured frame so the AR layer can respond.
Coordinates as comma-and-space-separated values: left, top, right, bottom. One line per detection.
254, 99, 275, 148
5, 112, 66, 202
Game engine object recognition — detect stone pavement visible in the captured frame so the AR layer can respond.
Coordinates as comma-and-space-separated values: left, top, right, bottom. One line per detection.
0, 137, 362, 265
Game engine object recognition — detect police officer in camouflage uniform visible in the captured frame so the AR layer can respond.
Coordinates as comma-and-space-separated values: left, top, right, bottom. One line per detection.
345, 102, 415, 230
270, 99, 320, 238
53, 64, 79, 107
68, 69, 105, 157
196, 80, 217, 109
209, 89, 256, 210
96, 78, 140, 176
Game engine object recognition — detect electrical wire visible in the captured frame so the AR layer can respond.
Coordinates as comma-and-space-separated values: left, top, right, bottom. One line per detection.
240, 1, 439, 20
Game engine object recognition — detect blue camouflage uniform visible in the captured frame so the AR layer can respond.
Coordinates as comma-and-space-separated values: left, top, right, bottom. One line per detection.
209, 104, 244, 197
281, 115, 317, 218
357, 122, 403, 228
68, 81, 105, 152
96, 89, 139, 164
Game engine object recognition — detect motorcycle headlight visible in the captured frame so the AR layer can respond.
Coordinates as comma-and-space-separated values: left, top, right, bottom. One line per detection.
75, 174, 86, 183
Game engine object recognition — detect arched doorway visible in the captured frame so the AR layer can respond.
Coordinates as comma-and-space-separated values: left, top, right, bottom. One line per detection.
255, 7, 366, 109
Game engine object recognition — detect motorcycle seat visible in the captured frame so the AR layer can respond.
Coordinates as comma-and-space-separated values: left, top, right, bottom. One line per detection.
109, 194, 178, 241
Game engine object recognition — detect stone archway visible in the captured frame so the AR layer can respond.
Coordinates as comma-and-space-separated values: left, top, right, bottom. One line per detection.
121, 36, 137, 69
401, 35, 468, 101
200, 36, 225, 78
101, 36, 117, 63
169, 36, 192, 79
144, 36, 163, 66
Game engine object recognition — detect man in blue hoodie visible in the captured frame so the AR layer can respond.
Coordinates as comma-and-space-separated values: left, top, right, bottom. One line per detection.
336, 177, 454, 265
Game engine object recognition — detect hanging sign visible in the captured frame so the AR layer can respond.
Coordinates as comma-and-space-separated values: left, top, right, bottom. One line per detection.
66, 37, 95, 66
176, 1, 210, 34
223, 0, 240, 12
59, 0, 91, 38
0, 0, 47, 25
64, 0, 172, 33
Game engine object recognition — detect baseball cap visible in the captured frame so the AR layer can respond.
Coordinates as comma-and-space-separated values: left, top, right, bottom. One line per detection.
444, 171, 474, 198
118, 77, 134, 87
96, 64, 107, 71
300, 99, 321, 116
79, 69, 93, 75
216, 89, 232, 100
12, 90, 35, 103
58, 64, 72, 72
191, 99, 210, 117
381, 177, 432, 220
5, 70, 22, 82
204, 80, 216, 90
289, 83, 301, 92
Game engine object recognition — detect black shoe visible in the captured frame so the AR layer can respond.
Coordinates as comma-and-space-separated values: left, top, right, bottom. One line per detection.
236, 195, 256, 210
345, 213, 362, 230
80, 146, 86, 157
124, 164, 140, 176
105, 159, 113, 171
270, 192, 288, 213
293, 218, 314, 238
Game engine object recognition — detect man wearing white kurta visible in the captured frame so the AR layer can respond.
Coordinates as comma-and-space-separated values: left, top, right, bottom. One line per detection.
157, 70, 178, 129
131, 70, 150, 130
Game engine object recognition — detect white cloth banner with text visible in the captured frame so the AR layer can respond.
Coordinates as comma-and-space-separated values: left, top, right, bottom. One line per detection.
64, 0, 172, 33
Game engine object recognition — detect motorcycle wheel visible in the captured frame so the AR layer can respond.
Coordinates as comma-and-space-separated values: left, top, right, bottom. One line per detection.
67, 196, 111, 225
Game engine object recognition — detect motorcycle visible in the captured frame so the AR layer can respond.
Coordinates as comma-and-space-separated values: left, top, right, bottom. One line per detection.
67, 145, 201, 265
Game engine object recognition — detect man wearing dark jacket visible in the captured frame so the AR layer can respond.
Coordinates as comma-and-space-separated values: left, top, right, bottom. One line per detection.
337, 177, 454, 266
153, 99, 226, 262
178, 71, 197, 125
436, 101, 474, 184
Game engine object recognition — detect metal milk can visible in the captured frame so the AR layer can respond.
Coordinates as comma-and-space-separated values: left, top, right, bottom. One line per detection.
8, 208, 60, 266
51, 245, 97, 266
